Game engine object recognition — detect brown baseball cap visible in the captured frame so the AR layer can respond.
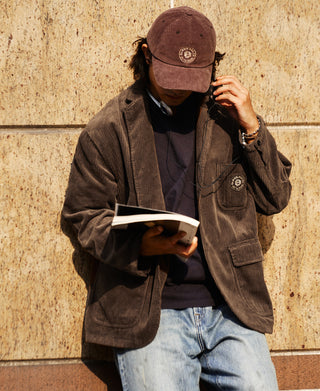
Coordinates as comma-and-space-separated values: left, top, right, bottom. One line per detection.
146, 6, 216, 93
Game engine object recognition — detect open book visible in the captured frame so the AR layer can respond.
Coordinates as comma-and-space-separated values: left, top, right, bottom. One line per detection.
111, 203, 200, 245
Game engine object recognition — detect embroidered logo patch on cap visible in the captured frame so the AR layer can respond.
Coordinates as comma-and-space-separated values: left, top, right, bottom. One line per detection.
179, 47, 197, 64
230, 175, 246, 191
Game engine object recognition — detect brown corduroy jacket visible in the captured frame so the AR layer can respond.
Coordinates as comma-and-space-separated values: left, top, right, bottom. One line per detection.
62, 81, 292, 349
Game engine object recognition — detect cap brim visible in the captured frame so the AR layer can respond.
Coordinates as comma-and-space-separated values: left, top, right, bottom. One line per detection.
152, 57, 212, 93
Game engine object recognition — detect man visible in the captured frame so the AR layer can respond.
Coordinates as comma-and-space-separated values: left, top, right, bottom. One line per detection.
62, 6, 291, 390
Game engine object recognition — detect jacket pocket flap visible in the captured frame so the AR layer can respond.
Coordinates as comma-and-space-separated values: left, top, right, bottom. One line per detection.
228, 238, 263, 267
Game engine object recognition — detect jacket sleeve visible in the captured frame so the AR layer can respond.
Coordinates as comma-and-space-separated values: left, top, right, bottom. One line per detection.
62, 128, 150, 278
241, 117, 292, 215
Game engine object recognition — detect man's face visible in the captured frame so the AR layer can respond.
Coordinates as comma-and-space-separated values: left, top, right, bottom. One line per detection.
148, 64, 192, 107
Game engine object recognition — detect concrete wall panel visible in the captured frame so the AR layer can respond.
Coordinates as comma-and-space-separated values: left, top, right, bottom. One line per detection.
263, 127, 320, 350
1, 0, 319, 126
0, 0, 168, 126
0, 130, 83, 360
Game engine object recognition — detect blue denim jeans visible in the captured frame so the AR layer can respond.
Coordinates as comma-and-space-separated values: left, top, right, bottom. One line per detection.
114, 305, 278, 391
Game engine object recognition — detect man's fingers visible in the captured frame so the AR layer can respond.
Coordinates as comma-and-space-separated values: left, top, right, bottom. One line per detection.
140, 228, 198, 257
168, 231, 187, 244
143, 225, 164, 238
175, 236, 198, 258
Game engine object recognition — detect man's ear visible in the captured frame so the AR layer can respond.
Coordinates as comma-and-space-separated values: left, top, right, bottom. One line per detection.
142, 43, 152, 64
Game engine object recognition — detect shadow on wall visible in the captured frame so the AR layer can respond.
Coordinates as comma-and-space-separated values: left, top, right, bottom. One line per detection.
257, 213, 275, 255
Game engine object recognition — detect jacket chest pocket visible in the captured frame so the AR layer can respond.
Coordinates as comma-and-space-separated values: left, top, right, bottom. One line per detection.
217, 163, 247, 210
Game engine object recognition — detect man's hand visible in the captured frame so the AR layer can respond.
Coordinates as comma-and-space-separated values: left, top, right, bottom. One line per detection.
212, 76, 259, 134
140, 225, 198, 258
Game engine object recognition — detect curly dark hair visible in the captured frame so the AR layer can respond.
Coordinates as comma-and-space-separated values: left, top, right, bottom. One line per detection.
129, 37, 225, 85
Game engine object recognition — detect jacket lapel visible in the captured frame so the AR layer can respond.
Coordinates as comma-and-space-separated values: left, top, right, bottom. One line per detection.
123, 86, 166, 210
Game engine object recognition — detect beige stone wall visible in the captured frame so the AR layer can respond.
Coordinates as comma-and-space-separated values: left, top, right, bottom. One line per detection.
0, 0, 319, 363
